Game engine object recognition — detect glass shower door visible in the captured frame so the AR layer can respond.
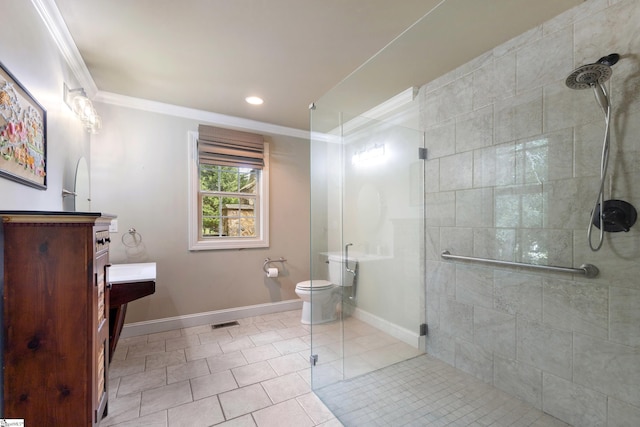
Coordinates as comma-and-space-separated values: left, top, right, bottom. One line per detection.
310, 107, 425, 390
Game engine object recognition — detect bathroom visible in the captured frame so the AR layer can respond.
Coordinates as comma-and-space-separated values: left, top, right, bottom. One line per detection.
1, 0, 639, 426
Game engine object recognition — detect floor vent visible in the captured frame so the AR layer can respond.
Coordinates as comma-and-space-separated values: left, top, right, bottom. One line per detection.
211, 321, 240, 329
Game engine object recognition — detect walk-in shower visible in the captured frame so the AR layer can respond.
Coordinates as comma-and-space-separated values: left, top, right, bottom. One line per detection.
565, 53, 637, 251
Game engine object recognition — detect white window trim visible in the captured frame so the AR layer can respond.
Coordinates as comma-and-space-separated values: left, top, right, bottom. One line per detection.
188, 131, 269, 250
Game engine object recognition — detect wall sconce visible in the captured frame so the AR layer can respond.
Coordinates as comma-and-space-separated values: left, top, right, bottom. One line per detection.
352, 143, 386, 166
63, 83, 101, 134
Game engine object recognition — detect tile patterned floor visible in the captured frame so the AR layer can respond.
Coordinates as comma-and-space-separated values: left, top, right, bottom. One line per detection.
103, 309, 570, 426
103, 309, 342, 426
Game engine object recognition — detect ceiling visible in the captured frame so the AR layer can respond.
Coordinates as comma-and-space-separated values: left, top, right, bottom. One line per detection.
53, 0, 583, 131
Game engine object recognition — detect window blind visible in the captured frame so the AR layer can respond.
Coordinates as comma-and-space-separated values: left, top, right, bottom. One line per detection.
198, 125, 265, 169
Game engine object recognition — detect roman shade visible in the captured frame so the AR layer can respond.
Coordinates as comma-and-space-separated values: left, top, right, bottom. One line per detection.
198, 125, 265, 169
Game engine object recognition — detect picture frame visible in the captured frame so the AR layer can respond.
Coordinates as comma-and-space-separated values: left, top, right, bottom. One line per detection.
0, 62, 47, 189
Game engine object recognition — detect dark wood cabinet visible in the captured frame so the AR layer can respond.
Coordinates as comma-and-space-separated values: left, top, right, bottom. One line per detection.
0, 211, 115, 426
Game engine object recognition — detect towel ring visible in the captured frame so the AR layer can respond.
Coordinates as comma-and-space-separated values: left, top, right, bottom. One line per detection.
121, 228, 143, 248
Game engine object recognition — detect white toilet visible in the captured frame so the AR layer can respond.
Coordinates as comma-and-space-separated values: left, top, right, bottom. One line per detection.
295, 255, 356, 324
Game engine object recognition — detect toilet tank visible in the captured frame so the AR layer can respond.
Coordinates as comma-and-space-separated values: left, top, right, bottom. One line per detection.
328, 255, 356, 286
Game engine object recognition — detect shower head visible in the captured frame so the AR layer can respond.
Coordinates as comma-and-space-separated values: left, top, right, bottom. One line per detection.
565, 53, 620, 90
565, 63, 612, 90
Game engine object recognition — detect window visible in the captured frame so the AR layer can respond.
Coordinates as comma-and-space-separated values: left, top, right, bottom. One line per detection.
188, 126, 269, 250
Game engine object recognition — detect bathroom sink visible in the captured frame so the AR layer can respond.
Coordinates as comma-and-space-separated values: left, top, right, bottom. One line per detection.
108, 262, 156, 284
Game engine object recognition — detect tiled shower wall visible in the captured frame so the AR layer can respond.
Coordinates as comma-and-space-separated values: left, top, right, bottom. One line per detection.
420, 0, 640, 426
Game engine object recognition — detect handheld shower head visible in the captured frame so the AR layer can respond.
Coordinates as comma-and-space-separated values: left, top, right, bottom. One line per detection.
565, 63, 612, 90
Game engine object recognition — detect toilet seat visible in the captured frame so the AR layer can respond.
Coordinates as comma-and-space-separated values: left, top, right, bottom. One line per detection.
295, 280, 333, 290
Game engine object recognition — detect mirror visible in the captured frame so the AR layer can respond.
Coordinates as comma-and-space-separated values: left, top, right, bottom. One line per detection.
74, 157, 91, 212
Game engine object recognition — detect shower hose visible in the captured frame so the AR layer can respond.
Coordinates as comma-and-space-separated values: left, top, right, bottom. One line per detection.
587, 82, 611, 252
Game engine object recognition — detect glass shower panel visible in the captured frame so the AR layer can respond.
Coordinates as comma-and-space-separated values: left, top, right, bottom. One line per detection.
310, 107, 425, 390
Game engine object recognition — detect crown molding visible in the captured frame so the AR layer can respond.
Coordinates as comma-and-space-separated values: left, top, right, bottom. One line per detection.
29, 0, 309, 139
30, 0, 98, 97
94, 91, 310, 139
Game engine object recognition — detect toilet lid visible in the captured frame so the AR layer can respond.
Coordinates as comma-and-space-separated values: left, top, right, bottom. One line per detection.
296, 280, 333, 290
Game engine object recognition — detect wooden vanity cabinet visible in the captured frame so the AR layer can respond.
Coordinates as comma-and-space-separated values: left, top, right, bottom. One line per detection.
0, 211, 115, 426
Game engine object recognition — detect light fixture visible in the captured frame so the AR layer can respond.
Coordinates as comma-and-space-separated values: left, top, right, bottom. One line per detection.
245, 96, 264, 105
64, 83, 102, 134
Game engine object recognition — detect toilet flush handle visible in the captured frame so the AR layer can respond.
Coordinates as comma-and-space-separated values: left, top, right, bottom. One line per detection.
345, 243, 356, 276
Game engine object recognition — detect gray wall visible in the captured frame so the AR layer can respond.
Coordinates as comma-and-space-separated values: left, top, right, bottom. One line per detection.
0, 1, 91, 210
422, 0, 640, 426
90, 102, 310, 323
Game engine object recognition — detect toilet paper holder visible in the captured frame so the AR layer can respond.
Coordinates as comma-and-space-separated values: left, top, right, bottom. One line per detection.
263, 257, 287, 274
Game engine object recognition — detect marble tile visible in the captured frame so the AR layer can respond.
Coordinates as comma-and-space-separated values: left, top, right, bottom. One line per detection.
494, 271, 542, 321
542, 277, 608, 339
609, 286, 640, 346
472, 52, 516, 109
473, 227, 517, 262
425, 191, 455, 226
272, 337, 309, 355
494, 355, 542, 409
518, 228, 573, 267
425, 158, 439, 194
296, 392, 336, 425
454, 339, 493, 384
542, 373, 607, 427
455, 105, 493, 152
456, 188, 494, 227
440, 227, 473, 258
164, 334, 200, 352
515, 28, 572, 93
240, 343, 280, 364
109, 356, 146, 379
185, 341, 223, 361
167, 395, 225, 427
127, 341, 166, 359
440, 297, 473, 342
494, 88, 543, 145
218, 383, 272, 419
439, 152, 473, 191
190, 369, 238, 400
109, 410, 167, 427
197, 329, 234, 345
456, 264, 494, 309
473, 143, 517, 189
145, 349, 186, 370
118, 367, 167, 397
608, 397, 640, 427
248, 330, 284, 346
423, 120, 455, 159
139, 380, 192, 416
473, 306, 516, 359
252, 398, 315, 427
574, 333, 640, 406
216, 414, 256, 427
166, 358, 210, 384
261, 372, 310, 404
219, 336, 256, 353
100, 392, 142, 426
207, 350, 248, 374
517, 318, 572, 380
232, 360, 278, 387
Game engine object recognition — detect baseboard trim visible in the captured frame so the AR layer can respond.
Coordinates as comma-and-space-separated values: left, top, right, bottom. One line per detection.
121, 299, 303, 338
351, 307, 421, 349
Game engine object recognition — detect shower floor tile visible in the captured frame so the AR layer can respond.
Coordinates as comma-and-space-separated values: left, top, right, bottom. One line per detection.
314, 354, 571, 427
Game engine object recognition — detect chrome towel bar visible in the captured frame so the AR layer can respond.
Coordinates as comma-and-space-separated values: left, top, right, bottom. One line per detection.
441, 251, 599, 278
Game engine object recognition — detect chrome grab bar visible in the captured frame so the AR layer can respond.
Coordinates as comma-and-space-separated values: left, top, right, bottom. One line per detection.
440, 250, 599, 278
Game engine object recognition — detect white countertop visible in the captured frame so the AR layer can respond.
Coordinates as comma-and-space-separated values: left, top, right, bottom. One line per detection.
108, 262, 156, 284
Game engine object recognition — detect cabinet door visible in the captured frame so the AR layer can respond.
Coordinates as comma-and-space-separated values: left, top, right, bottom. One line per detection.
94, 250, 109, 424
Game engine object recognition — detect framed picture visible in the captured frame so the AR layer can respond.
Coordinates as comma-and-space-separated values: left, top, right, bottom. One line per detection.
0, 62, 47, 189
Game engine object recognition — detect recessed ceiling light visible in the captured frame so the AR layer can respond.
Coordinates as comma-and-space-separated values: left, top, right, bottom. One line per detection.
245, 96, 264, 105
